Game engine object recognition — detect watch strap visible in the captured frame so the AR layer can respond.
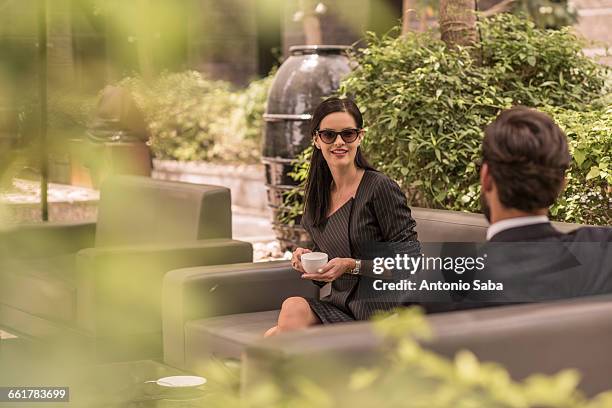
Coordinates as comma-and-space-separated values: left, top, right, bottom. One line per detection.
351, 259, 361, 275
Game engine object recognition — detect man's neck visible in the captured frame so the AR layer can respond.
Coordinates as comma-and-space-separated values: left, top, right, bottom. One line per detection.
487, 209, 550, 241
489, 208, 549, 225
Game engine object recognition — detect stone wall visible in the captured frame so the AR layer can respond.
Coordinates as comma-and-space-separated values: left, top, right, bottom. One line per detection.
152, 160, 268, 215
572, 0, 612, 65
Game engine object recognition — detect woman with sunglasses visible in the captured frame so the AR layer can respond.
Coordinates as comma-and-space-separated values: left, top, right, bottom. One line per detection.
264, 97, 420, 336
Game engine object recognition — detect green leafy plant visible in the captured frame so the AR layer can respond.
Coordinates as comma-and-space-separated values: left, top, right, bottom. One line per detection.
547, 106, 612, 225
121, 71, 272, 164
277, 145, 311, 227
281, 13, 610, 226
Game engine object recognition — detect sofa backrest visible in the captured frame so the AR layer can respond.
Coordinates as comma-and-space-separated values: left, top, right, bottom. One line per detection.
412, 207, 488, 242
411, 207, 582, 242
95, 176, 232, 247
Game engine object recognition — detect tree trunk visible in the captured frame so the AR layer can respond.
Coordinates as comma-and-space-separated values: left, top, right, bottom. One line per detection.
439, 0, 478, 49
299, 0, 322, 45
402, 0, 412, 35
136, 0, 154, 81
419, 8, 429, 31
303, 14, 322, 45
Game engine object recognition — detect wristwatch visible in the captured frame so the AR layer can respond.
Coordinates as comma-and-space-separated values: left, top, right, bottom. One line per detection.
350, 259, 361, 275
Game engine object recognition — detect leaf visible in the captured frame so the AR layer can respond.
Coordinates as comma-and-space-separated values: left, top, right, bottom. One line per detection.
527, 56, 536, 66
455, 350, 481, 384
410, 180, 423, 187
586, 166, 600, 180
573, 149, 586, 166
349, 368, 380, 390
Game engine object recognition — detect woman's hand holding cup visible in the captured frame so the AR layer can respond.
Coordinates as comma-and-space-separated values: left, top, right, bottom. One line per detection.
291, 247, 312, 273
302, 257, 354, 282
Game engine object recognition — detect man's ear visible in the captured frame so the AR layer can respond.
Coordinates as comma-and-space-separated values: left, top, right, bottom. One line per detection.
481, 162, 493, 192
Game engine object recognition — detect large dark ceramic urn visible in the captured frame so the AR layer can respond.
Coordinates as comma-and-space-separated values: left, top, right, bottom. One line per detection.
262, 45, 351, 250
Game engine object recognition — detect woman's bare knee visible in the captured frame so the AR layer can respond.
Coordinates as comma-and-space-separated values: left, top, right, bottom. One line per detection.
278, 297, 317, 331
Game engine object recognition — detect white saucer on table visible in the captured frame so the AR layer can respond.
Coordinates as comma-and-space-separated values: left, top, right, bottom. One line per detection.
155, 376, 207, 388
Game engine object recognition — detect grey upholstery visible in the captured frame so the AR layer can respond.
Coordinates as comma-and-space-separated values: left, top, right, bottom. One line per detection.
161, 207, 601, 394
0, 176, 252, 361
243, 295, 612, 397
0, 222, 96, 325
162, 261, 317, 369
0, 254, 77, 322
95, 176, 232, 247
0, 221, 96, 258
411, 207, 488, 242
411, 207, 580, 242
185, 311, 279, 367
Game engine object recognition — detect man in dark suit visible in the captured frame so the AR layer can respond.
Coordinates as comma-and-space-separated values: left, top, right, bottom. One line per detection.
462, 106, 612, 305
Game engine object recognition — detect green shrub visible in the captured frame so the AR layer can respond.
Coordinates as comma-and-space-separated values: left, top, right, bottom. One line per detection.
548, 106, 612, 225
121, 71, 272, 164
281, 13, 610, 226
478, 15, 607, 109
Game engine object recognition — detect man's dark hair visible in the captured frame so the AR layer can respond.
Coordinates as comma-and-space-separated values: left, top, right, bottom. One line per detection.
483, 106, 571, 211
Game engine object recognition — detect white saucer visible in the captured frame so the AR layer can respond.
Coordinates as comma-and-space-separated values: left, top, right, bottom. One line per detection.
156, 376, 207, 388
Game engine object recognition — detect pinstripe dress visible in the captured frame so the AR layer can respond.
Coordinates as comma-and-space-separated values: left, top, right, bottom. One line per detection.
302, 169, 421, 323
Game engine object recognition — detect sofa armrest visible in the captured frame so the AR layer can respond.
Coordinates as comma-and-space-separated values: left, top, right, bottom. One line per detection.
0, 221, 96, 259
162, 260, 318, 368
74, 239, 252, 358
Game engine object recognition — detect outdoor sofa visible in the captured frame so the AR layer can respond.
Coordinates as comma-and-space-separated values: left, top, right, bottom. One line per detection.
243, 294, 612, 398
161, 209, 612, 396
0, 176, 252, 361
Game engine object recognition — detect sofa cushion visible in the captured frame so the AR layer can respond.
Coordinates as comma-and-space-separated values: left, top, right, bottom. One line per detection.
0, 254, 76, 323
184, 310, 280, 366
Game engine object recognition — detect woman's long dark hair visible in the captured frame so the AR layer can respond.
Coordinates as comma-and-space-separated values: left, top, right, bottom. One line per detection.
304, 97, 375, 227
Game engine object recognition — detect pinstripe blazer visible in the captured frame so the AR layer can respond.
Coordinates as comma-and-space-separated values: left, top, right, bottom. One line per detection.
302, 169, 421, 320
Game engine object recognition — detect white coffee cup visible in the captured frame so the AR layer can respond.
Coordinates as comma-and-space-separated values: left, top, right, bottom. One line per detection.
300, 252, 328, 274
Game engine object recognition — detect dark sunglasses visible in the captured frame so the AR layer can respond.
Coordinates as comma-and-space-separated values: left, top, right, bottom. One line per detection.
315, 128, 361, 144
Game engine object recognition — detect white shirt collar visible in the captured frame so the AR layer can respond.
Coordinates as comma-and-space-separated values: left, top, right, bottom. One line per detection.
486, 215, 550, 241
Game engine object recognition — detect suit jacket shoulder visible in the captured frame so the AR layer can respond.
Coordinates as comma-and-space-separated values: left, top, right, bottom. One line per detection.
564, 226, 612, 242
357, 170, 401, 201
490, 223, 612, 243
